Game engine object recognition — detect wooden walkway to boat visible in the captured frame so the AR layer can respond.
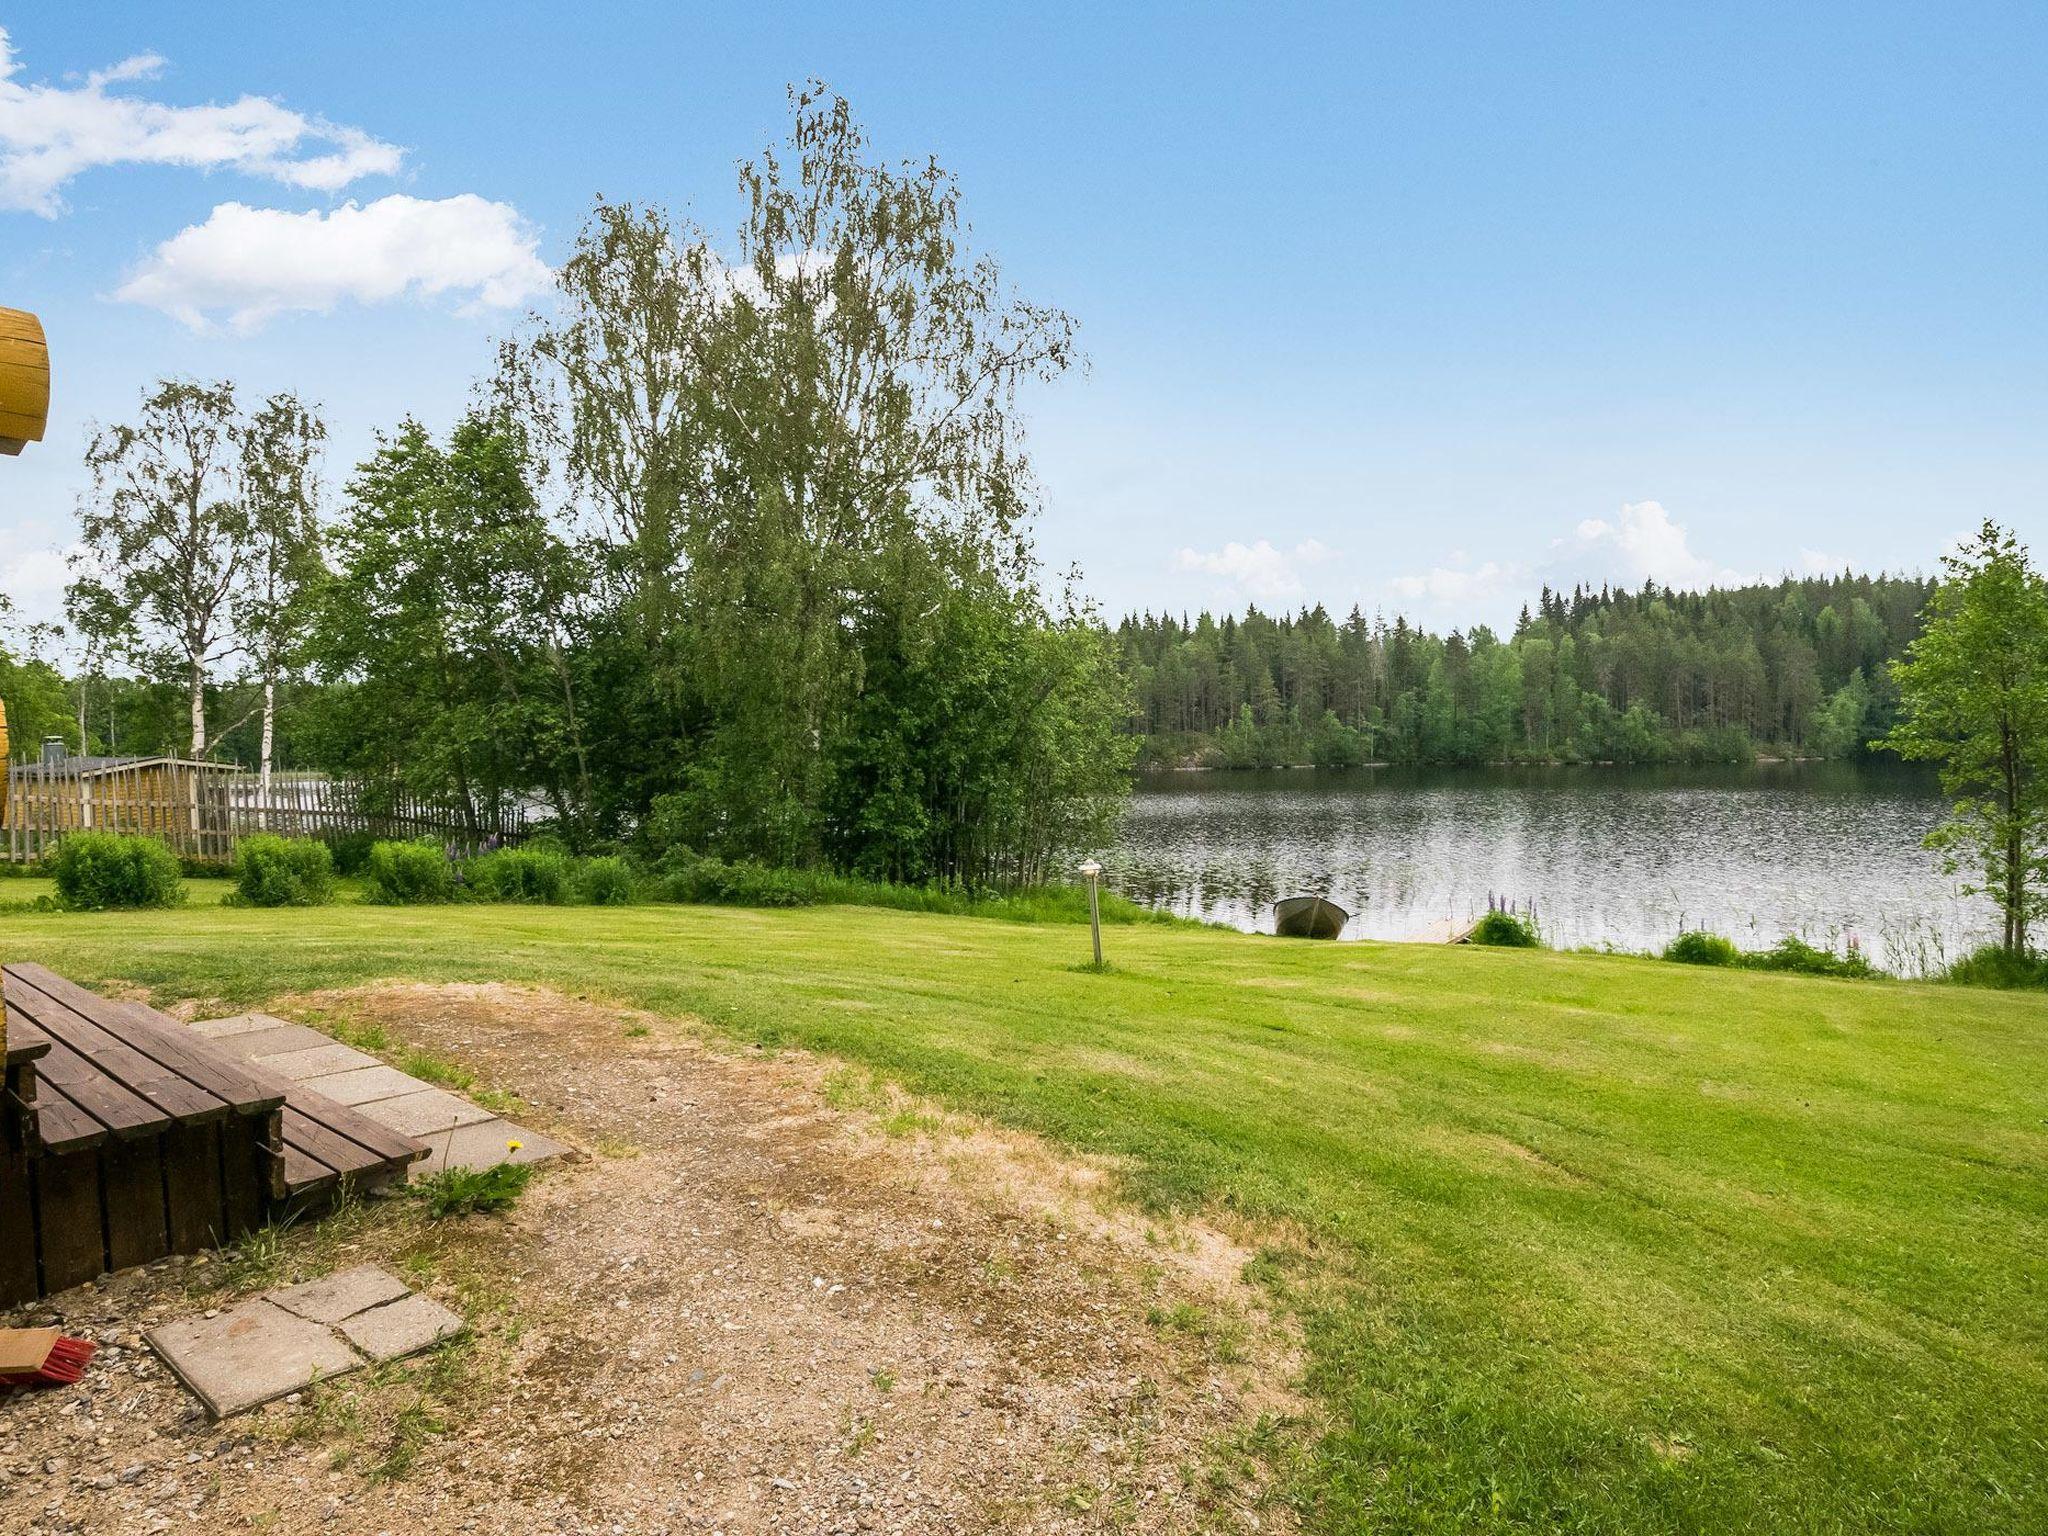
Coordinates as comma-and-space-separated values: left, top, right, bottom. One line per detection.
1, 963, 426, 1304
1408, 917, 1481, 944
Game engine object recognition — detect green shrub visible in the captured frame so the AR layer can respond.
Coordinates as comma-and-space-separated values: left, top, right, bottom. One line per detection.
50, 832, 184, 911
659, 851, 813, 908
229, 835, 336, 907
1665, 930, 1738, 966
1740, 935, 1878, 979
1469, 909, 1541, 947
322, 830, 377, 877
465, 847, 571, 904
363, 840, 456, 904
575, 855, 638, 906
1942, 945, 2048, 989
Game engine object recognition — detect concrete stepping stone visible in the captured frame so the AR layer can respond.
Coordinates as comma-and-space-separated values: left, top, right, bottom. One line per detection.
368, 1087, 497, 1139
189, 1012, 297, 1040
339, 1292, 465, 1362
219, 1023, 334, 1058
193, 1013, 569, 1176
148, 1266, 466, 1418
148, 1299, 362, 1419
415, 1118, 567, 1175
252, 1042, 381, 1080
302, 1063, 422, 1107
271, 1264, 412, 1325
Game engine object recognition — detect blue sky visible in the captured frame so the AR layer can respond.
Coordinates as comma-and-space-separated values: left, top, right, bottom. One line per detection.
3, 2, 2044, 635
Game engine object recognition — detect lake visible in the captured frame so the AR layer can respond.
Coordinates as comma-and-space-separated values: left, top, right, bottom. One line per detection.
1105, 763, 1994, 972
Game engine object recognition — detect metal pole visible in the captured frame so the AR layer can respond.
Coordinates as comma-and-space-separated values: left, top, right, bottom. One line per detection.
1079, 859, 1103, 967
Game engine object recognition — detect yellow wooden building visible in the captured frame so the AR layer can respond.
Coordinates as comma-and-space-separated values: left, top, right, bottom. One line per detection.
0, 307, 49, 456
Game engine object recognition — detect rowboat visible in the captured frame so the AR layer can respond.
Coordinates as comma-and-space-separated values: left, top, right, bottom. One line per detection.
1274, 894, 1348, 939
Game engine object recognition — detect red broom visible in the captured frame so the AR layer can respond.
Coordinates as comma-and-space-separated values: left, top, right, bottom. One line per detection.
0, 1328, 96, 1387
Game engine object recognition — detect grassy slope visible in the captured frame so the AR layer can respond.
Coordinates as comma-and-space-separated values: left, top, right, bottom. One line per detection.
1, 901, 2042, 1533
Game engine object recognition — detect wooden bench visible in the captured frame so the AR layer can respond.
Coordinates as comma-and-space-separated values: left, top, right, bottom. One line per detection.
1, 964, 428, 1306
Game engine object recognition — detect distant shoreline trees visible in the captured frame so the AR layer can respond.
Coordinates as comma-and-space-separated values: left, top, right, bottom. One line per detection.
1116, 573, 1933, 769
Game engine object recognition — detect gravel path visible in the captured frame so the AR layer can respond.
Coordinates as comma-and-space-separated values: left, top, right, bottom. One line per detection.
3, 982, 1303, 1535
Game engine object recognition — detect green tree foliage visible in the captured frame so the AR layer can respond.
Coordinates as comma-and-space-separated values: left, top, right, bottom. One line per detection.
0, 593, 74, 756
1119, 574, 1933, 768
69, 380, 326, 760
306, 415, 592, 837
1882, 522, 2048, 956
479, 86, 1123, 883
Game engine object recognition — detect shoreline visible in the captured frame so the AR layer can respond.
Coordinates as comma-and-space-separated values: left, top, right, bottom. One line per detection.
1135, 753, 1848, 774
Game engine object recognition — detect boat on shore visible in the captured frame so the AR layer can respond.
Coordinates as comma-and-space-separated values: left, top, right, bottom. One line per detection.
1274, 895, 1349, 939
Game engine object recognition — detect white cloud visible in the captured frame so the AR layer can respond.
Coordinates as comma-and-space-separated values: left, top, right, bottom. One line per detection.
1387, 500, 1752, 627
1562, 500, 1738, 592
0, 27, 401, 216
115, 195, 553, 331
1798, 548, 1845, 576
0, 540, 74, 627
1174, 539, 1333, 603
1388, 557, 1523, 607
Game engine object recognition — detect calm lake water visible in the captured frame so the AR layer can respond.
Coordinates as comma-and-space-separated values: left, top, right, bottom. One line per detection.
1105, 763, 1995, 972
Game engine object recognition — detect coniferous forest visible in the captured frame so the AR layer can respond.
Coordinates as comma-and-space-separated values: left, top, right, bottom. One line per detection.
1116, 572, 1934, 769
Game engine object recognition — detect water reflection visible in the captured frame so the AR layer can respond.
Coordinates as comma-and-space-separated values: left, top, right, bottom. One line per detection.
1106, 763, 1994, 972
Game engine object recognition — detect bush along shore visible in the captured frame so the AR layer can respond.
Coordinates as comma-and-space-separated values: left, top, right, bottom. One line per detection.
11, 829, 2041, 993
7, 829, 1186, 930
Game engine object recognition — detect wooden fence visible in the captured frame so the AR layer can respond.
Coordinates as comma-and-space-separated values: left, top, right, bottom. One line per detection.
3, 759, 531, 864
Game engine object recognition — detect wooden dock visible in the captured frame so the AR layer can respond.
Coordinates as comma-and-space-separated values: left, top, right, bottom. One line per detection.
1408, 917, 1480, 944
0, 963, 427, 1306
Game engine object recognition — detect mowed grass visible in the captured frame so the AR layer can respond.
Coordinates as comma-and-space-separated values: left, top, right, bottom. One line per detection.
2, 900, 2042, 1533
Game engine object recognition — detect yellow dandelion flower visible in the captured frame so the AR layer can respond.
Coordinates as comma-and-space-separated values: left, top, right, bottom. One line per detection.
507, 1139, 524, 1153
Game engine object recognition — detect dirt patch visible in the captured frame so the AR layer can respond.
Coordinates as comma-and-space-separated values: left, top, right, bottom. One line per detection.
3, 982, 1306, 1535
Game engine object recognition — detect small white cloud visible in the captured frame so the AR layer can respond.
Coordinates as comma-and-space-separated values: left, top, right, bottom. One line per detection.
0, 26, 401, 216
1798, 548, 1845, 576
1174, 539, 1333, 603
1388, 558, 1523, 607
1564, 500, 1738, 591
0, 540, 75, 627
1386, 500, 1750, 627
115, 195, 552, 332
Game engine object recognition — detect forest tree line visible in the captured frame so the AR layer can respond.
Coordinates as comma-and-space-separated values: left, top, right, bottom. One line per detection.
1117, 572, 1935, 768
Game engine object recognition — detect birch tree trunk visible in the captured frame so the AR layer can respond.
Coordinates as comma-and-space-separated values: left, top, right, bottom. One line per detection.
260, 673, 276, 830
189, 661, 207, 758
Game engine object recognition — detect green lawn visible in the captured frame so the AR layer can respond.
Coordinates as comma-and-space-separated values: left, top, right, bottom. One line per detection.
2, 899, 2042, 1533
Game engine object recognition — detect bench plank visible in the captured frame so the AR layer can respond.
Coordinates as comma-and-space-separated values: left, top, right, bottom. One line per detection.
7, 990, 227, 1126
9, 1026, 152, 1146
24, 1076, 107, 1155
5, 965, 284, 1117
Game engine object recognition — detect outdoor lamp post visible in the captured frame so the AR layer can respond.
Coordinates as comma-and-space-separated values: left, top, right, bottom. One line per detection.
1078, 859, 1104, 967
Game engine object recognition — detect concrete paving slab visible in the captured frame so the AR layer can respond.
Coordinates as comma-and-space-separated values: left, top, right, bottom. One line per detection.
269, 1264, 412, 1325
302, 1064, 421, 1107
148, 1299, 362, 1419
366, 1087, 496, 1139
415, 1117, 567, 1175
338, 1293, 466, 1363
220, 1024, 335, 1058
252, 1042, 381, 1080
190, 1012, 298, 1040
